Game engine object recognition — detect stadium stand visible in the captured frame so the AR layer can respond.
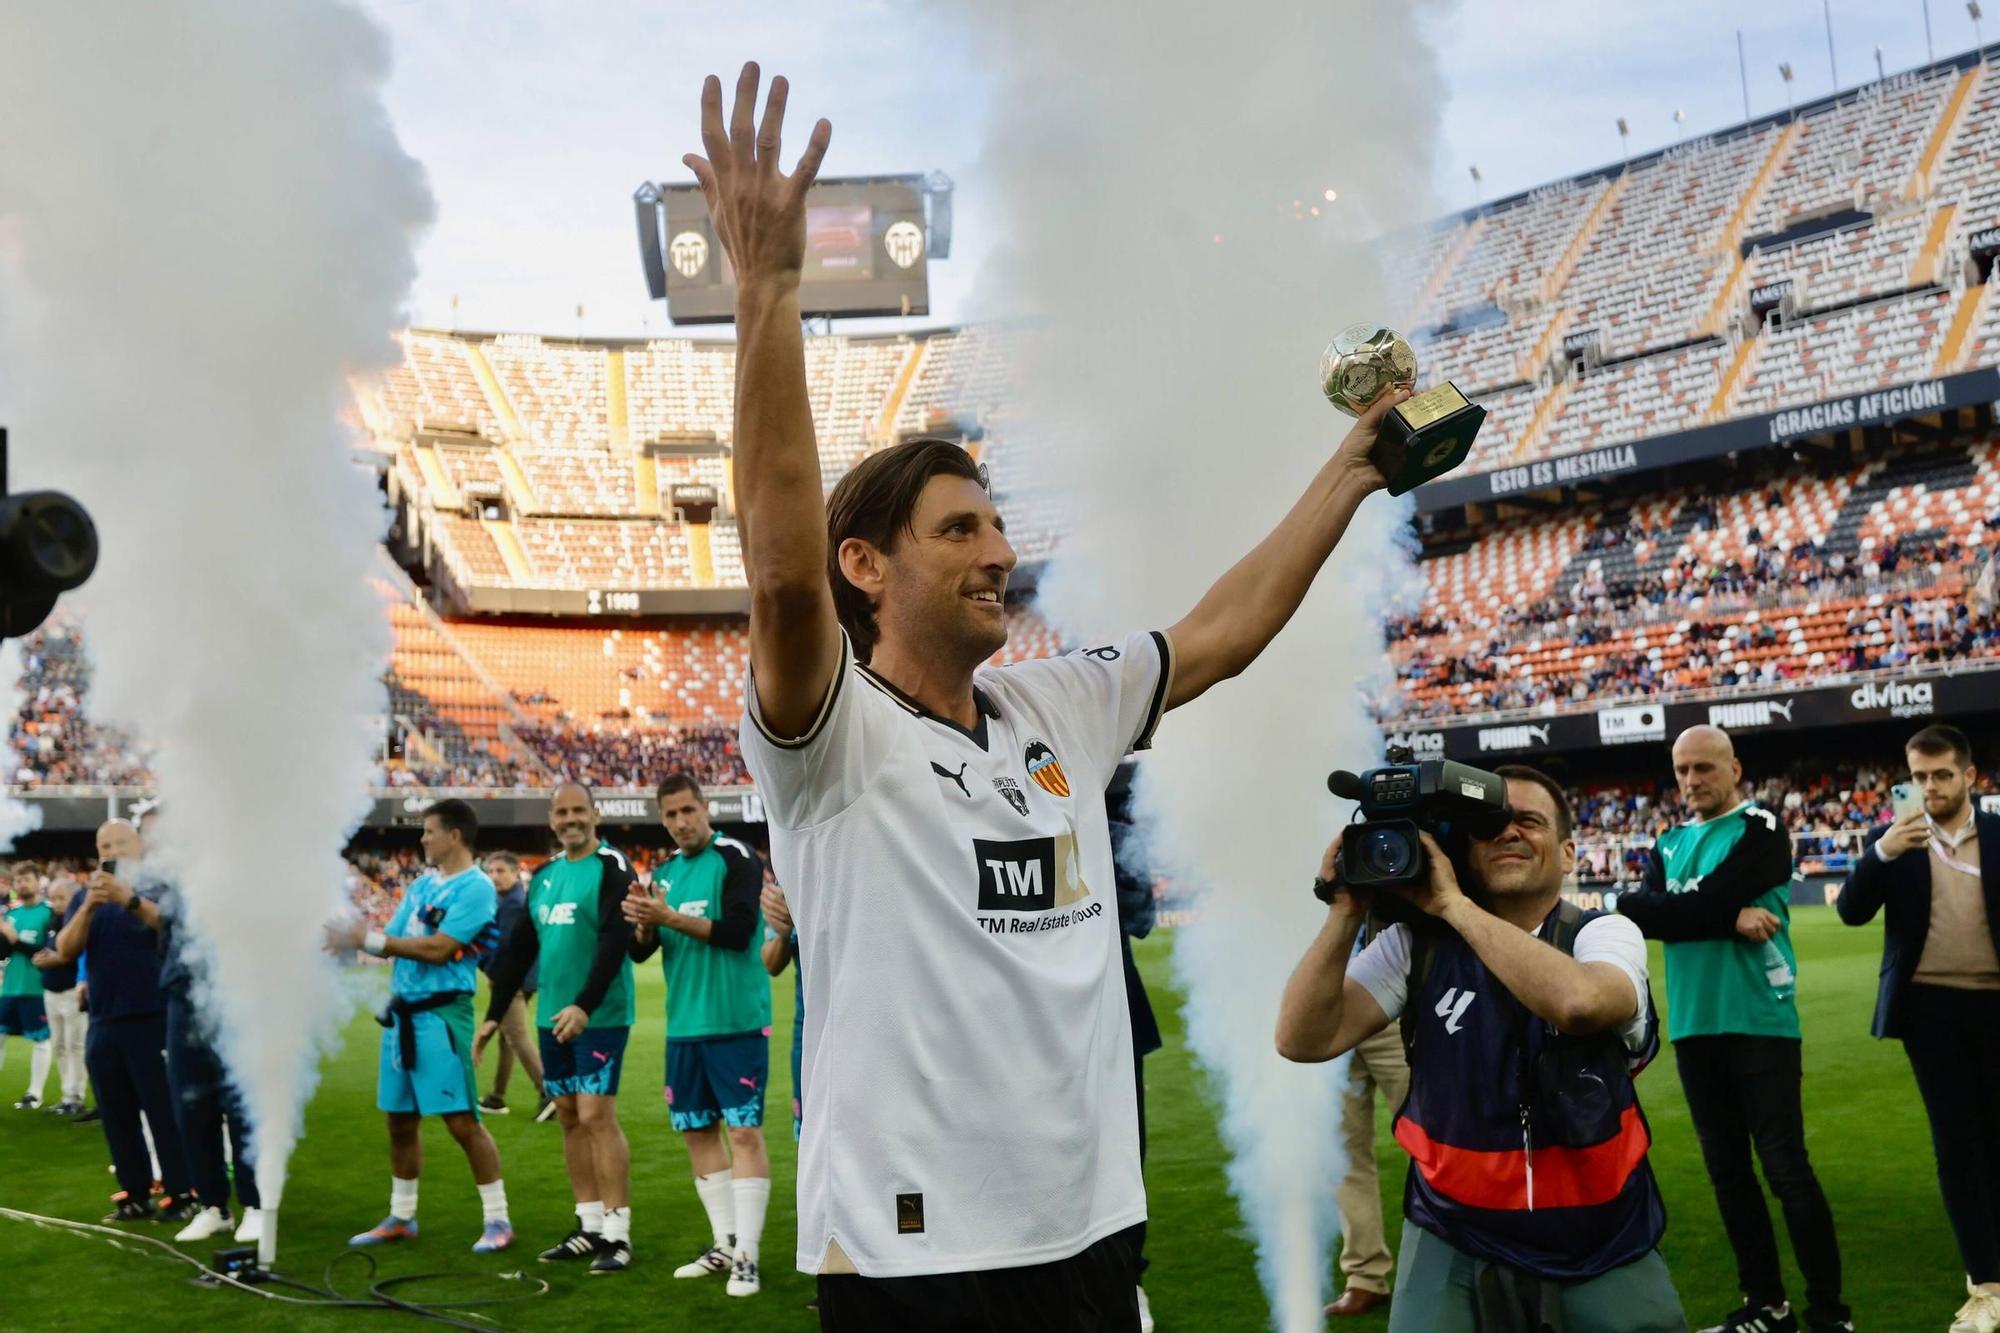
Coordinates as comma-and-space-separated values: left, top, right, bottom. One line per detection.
1387, 434, 2000, 720
15, 48, 1995, 797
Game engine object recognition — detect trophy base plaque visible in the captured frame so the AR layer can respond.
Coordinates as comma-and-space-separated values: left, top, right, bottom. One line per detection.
1372, 381, 1486, 497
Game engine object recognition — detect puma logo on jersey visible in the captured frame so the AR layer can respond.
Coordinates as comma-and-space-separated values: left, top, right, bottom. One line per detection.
1435, 988, 1476, 1035
539, 902, 578, 926
931, 761, 971, 798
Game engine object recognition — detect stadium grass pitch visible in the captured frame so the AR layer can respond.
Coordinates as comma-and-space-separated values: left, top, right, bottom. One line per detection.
0, 908, 1963, 1330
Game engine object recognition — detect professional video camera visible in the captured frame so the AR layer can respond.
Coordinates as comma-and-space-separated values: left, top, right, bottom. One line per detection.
1323, 744, 1513, 927
0, 428, 98, 640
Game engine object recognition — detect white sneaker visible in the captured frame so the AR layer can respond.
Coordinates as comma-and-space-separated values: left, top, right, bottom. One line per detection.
1954, 1289, 2000, 1333
234, 1208, 263, 1244
1137, 1285, 1155, 1333
175, 1206, 233, 1243
725, 1252, 760, 1297
674, 1243, 735, 1279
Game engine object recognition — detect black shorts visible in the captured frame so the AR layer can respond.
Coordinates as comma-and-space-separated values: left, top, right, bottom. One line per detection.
815, 1223, 1143, 1332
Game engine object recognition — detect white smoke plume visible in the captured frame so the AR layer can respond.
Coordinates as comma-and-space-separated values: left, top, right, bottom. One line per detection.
960, 3, 1449, 1326
0, 0, 430, 1227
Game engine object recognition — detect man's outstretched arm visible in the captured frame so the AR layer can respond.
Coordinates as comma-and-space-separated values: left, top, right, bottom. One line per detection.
685, 63, 837, 741
1162, 392, 1402, 711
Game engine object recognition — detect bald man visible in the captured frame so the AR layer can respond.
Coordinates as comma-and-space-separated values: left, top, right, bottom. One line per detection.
477, 784, 642, 1274
50, 820, 194, 1222
1613, 726, 1850, 1333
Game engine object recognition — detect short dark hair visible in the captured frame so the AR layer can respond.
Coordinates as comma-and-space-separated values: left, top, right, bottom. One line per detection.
424, 798, 479, 849
483, 851, 521, 872
1907, 723, 1974, 768
1492, 764, 1574, 841
657, 772, 704, 804
824, 437, 986, 663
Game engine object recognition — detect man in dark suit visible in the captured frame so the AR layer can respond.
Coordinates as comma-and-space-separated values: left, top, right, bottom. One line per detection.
1836, 723, 2000, 1333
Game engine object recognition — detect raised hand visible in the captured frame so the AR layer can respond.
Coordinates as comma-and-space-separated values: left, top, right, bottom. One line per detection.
683, 61, 832, 295
1329, 386, 1412, 493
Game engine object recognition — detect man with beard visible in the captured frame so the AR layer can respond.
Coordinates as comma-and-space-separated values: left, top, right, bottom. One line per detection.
1839, 724, 2000, 1333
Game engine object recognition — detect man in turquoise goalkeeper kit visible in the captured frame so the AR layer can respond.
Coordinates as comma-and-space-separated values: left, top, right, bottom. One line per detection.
323, 798, 512, 1255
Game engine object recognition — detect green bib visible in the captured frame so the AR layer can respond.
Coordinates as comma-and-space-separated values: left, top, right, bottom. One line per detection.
1655, 805, 1800, 1041
3, 903, 53, 997
528, 851, 635, 1030
652, 835, 770, 1040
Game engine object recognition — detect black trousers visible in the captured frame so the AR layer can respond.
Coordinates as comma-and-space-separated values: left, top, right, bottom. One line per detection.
1675, 1035, 1847, 1323
86, 1011, 190, 1200
1901, 983, 2000, 1284
164, 993, 259, 1213
816, 1223, 1145, 1332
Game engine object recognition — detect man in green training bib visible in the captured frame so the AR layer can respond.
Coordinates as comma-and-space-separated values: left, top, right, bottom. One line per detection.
1614, 725, 1850, 1333
624, 772, 772, 1300
0, 869, 56, 1108
479, 783, 642, 1275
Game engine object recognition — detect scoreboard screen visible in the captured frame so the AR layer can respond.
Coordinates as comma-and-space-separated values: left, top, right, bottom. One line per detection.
638, 174, 930, 325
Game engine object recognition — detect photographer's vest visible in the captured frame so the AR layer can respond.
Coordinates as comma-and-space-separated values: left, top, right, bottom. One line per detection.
1394, 903, 1666, 1280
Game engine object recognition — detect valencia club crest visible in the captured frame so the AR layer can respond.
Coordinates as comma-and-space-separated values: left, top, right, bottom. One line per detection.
1024, 738, 1070, 798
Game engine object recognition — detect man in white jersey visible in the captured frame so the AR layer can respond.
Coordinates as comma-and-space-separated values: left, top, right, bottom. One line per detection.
687, 61, 1404, 1328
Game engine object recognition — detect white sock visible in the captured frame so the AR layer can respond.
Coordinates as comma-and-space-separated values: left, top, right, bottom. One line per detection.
694, 1169, 736, 1250
477, 1179, 508, 1224
391, 1176, 418, 1221
28, 1040, 51, 1101
732, 1177, 770, 1264
602, 1205, 630, 1245
577, 1200, 606, 1234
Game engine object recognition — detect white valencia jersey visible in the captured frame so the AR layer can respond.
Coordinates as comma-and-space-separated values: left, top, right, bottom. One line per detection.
742, 629, 1174, 1277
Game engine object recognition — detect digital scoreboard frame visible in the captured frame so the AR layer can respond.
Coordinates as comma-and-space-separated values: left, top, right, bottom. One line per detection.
637, 174, 931, 325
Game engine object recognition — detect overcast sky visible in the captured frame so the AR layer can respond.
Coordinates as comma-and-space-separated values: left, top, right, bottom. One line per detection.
366, 0, 1992, 337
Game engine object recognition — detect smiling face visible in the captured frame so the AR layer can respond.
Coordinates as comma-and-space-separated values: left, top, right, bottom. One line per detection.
10, 868, 39, 907
549, 784, 598, 855
842, 473, 1017, 670
1467, 777, 1575, 901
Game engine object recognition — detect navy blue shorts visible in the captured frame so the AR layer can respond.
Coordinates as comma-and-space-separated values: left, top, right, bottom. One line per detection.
0, 994, 48, 1041
665, 1033, 767, 1132
541, 1025, 629, 1099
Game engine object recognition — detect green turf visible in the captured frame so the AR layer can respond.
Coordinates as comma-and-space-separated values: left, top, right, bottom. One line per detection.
0, 908, 1963, 1329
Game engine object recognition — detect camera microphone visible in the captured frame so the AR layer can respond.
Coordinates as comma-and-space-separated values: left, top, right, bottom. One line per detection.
1327, 770, 1365, 801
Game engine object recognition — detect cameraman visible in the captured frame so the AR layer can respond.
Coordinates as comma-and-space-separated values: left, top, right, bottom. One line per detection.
1276, 765, 1683, 1333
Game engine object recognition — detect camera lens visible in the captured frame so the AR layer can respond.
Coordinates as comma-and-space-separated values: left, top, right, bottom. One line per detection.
1362, 827, 1414, 879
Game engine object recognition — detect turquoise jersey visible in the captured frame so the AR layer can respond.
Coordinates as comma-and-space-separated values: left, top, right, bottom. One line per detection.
388, 866, 497, 1000
4, 903, 54, 997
